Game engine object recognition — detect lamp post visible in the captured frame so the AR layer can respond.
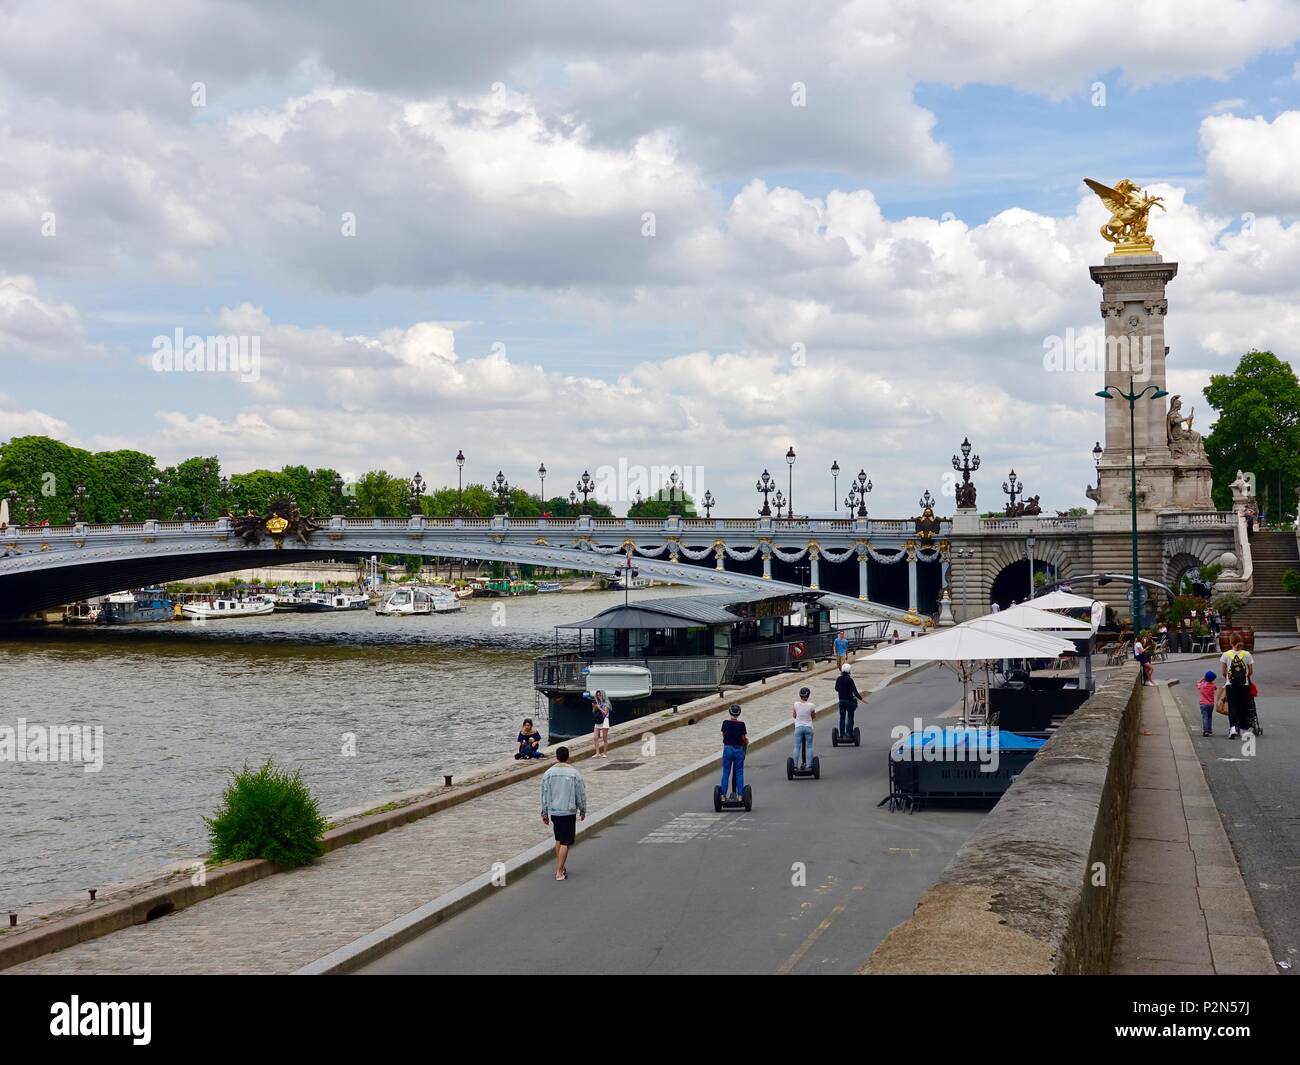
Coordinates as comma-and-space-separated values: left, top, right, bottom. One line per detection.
668, 470, 680, 515
144, 479, 161, 520
1096, 376, 1168, 629
952, 437, 980, 508
333, 473, 345, 515
773, 490, 786, 520
1002, 469, 1023, 515
69, 483, 88, 524
831, 460, 840, 514
1092, 441, 1103, 489
455, 450, 465, 516
574, 470, 595, 512
702, 490, 715, 519
785, 446, 796, 518
219, 475, 232, 516
538, 463, 546, 503
492, 471, 511, 515
568, 490, 578, 514
845, 469, 872, 518
756, 469, 775, 517
409, 472, 426, 516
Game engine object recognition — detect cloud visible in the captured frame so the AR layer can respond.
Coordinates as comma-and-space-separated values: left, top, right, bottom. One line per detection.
0, 392, 77, 442
1201, 110, 1300, 215
0, 275, 102, 360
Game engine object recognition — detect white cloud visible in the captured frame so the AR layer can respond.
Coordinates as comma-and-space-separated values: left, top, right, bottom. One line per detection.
1201, 110, 1300, 214
0, 275, 101, 360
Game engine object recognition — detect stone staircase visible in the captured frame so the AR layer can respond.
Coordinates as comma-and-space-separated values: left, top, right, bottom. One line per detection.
1236, 530, 1300, 634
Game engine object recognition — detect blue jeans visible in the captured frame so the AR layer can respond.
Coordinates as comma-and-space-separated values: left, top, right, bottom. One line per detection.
838, 698, 857, 734
793, 724, 814, 765
1200, 704, 1214, 733
720, 745, 745, 794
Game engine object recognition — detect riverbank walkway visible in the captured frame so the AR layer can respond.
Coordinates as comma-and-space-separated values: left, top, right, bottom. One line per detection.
1109, 679, 1276, 974
8, 654, 928, 974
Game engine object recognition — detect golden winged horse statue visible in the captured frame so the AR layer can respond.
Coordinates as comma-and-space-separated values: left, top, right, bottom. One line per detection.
1084, 178, 1165, 254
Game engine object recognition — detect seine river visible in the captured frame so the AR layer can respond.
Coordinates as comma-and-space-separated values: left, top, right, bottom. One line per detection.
0, 587, 703, 911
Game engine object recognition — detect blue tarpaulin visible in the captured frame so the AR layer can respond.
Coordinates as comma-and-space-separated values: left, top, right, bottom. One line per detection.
893, 728, 1047, 752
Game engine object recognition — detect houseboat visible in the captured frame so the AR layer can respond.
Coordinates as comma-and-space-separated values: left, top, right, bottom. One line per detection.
98, 588, 174, 625
376, 585, 462, 616
181, 596, 275, 620
299, 591, 371, 612
534, 590, 888, 740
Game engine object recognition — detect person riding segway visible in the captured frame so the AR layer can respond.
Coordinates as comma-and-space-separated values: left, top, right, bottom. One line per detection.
787, 686, 820, 780
831, 663, 863, 747
715, 703, 753, 811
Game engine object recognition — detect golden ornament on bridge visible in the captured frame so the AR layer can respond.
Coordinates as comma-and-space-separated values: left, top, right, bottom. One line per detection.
265, 516, 289, 535
1084, 177, 1165, 254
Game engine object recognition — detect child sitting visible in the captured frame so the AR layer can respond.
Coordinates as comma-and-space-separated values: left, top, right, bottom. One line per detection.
1196, 671, 1217, 737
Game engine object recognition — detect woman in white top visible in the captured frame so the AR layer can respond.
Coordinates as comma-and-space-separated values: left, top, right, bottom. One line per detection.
791, 686, 816, 769
591, 689, 612, 757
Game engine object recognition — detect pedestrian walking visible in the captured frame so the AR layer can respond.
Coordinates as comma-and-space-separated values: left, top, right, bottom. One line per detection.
792, 685, 816, 770
834, 663, 864, 735
1219, 637, 1255, 739
587, 688, 612, 757
1196, 670, 1218, 737
719, 703, 748, 799
540, 746, 587, 881
834, 630, 849, 669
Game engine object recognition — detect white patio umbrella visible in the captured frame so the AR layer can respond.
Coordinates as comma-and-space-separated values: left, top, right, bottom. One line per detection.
1028, 589, 1097, 611
982, 603, 1092, 634
0, 495, 8, 528
863, 619, 1076, 722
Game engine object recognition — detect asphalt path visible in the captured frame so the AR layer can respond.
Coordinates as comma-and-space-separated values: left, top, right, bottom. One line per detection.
362, 667, 984, 975
1160, 646, 1300, 973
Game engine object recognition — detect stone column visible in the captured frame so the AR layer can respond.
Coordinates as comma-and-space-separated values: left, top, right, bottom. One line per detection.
714, 543, 725, 570
857, 545, 869, 601
906, 542, 919, 614
761, 543, 772, 580
809, 548, 820, 590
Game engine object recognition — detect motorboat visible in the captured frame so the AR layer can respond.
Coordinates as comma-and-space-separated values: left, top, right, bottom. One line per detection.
299, 592, 371, 612
98, 588, 174, 625
63, 601, 101, 625
376, 586, 461, 616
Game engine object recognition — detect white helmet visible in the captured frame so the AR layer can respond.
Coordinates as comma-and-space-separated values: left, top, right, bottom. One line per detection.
841, 664, 852, 672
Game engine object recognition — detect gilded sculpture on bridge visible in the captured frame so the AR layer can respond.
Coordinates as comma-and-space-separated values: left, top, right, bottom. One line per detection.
1084, 177, 1165, 254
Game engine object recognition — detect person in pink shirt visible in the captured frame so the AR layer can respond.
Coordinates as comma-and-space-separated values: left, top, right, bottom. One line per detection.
1196, 671, 1218, 737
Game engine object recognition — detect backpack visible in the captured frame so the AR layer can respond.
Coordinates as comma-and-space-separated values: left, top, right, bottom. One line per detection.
1227, 652, 1249, 688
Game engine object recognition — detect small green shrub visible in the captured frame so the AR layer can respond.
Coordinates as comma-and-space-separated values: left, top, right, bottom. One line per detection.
204, 760, 328, 868
1281, 569, 1300, 598
1212, 591, 1248, 620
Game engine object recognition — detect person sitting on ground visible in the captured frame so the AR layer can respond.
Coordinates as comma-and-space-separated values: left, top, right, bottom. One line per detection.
792, 685, 816, 769
719, 703, 748, 798
1197, 670, 1218, 738
516, 718, 545, 759
834, 663, 864, 736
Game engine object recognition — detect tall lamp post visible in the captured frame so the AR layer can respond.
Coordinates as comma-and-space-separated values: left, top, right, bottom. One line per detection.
756, 469, 775, 517
1092, 441, 1103, 489
1096, 376, 1168, 628
538, 463, 546, 503
785, 446, 796, 519
831, 460, 840, 514
455, 450, 466, 516
702, 490, 715, 519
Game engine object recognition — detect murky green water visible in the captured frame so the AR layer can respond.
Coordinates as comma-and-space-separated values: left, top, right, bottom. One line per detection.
0, 588, 697, 910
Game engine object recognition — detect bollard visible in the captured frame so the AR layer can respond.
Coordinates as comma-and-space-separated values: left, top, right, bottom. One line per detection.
88, 889, 96, 902
443, 774, 453, 788
8, 912, 16, 928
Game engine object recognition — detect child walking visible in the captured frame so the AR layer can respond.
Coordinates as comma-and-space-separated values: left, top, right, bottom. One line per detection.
1196, 670, 1217, 737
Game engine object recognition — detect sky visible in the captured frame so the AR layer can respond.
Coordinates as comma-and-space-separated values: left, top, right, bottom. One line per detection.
1, 0, 1298, 517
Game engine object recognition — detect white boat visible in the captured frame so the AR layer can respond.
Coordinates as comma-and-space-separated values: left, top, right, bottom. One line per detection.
536, 581, 562, 593
606, 572, 652, 591
181, 597, 275, 619
376, 586, 461, 616
300, 592, 370, 612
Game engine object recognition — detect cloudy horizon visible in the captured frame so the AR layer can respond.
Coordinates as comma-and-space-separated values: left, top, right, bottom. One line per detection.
3, 0, 1299, 515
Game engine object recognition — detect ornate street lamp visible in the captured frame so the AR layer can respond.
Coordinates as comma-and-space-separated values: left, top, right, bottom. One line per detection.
668, 470, 680, 515
574, 470, 595, 511
1002, 469, 1023, 514
493, 471, 511, 514
409, 472, 426, 516
1097, 377, 1168, 627
702, 490, 715, 519
568, 490, 578, 513
785, 446, 796, 518
1092, 441, 1103, 489
831, 460, 840, 514
919, 489, 936, 510
173, 505, 186, 521
23, 495, 40, 525
773, 489, 786, 520
538, 463, 546, 502
845, 469, 872, 518
69, 483, 88, 523
455, 449, 466, 515
219, 475, 232, 516
144, 478, 161, 520
756, 469, 776, 517
952, 437, 980, 509
118, 507, 132, 522
333, 472, 345, 514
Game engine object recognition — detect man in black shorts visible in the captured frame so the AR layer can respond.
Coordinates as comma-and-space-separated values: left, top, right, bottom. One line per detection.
540, 746, 587, 881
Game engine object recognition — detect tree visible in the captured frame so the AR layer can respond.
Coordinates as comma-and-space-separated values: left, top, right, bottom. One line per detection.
628, 489, 697, 518
92, 450, 160, 521
1204, 350, 1300, 520
354, 470, 409, 516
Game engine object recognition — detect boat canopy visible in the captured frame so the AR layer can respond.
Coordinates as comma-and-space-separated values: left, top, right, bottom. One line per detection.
557, 590, 823, 630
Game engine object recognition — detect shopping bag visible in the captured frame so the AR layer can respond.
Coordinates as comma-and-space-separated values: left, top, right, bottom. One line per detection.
1214, 687, 1228, 716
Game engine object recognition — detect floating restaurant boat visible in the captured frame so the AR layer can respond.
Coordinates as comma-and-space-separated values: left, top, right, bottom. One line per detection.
375, 585, 462, 616
535, 580, 562, 593
534, 590, 889, 740
604, 572, 653, 591
97, 588, 174, 625
181, 597, 275, 619
481, 577, 537, 597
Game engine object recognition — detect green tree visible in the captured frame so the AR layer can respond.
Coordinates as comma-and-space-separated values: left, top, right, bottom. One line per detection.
1204, 350, 1300, 520
354, 470, 409, 516
92, 449, 161, 520
629, 489, 696, 518
0, 435, 97, 522
160, 456, 222, 519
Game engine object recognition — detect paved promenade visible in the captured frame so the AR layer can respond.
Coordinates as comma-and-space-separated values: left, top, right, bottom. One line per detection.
1110, 681, 1275, 974
8, 655, 920, 974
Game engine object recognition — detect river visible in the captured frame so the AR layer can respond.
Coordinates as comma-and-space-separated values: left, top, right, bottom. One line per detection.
1, 587, 704, 911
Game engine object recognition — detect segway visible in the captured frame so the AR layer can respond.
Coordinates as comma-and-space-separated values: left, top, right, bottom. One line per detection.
786, 732, 820, 780
830, 725, 861, 747
713, 783, 753, 812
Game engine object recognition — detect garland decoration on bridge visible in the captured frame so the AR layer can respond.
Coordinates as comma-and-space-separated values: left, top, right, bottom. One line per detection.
815, 545, 858, 564
676, 543, 717, 561
866, 546, 908, 564
720, 543, 762, 562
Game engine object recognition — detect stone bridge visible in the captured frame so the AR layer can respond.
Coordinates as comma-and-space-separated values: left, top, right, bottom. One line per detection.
0, 509, 1241, 623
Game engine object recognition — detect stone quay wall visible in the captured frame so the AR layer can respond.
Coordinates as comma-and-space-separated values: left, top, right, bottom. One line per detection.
863, 663, 1143, 974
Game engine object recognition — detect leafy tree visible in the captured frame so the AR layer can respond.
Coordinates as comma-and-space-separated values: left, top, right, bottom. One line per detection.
159, 456, 222, 519
354, 470, 409, 516
93, 450, 161, 520
1204, 350, 1300, 520
629, 489, 696, 518
0, 435, 97, 522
